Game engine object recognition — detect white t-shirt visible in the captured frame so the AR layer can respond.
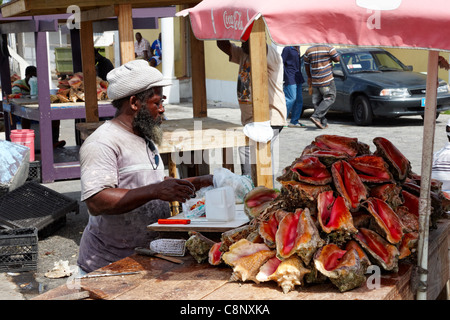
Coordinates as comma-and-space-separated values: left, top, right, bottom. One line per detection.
135, 38, 151, 59
77, 121, 169, 272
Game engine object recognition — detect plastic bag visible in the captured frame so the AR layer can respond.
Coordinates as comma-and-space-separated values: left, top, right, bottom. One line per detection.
182, 186, 213, 218
213, 168, 254, 203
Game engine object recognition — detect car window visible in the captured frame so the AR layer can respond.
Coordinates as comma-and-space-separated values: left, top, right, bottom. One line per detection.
372, 52, 407, 71
341, 51, 407, 73
342, 53, 377, 73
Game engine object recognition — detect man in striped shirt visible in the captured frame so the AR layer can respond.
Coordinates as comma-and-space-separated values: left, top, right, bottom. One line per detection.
304, 45, 340, 129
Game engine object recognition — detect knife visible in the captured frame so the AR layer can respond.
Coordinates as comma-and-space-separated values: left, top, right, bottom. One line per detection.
134, 247, 184, 264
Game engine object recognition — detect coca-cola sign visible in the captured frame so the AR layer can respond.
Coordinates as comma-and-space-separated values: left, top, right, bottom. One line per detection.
223, 10, 244, 31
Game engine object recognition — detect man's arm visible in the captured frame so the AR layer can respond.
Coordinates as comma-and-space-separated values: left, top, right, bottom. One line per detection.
217, 40, 232, 58
85, 178, 196, 216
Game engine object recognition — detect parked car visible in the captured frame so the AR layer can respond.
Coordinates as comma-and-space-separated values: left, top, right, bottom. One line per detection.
301, 48, 450, 125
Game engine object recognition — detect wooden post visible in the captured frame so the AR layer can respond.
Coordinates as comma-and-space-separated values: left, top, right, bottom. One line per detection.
168, 154, 180, 216
189, 25, 207, 118
416, 50, 439, 300
117, 4, 134, 64
248, 18, 273, 188
80, 20, 98, 122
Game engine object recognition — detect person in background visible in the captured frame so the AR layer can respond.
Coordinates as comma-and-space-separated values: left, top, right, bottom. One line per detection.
216, 40, 287, 178
432, 119, 450, 192
77, 60, 213, 273
150, 33, 162, 67
94, 48, 114, 81
134, 32, 151, 61
281, 46, 305, 128
12, 66, 65, 148
304, 45, 340, 129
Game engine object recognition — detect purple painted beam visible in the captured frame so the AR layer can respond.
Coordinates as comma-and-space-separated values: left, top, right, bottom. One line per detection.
35, 31, 55, 183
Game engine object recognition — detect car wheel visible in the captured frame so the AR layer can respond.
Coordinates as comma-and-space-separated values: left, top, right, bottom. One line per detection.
352, 95, 373, 126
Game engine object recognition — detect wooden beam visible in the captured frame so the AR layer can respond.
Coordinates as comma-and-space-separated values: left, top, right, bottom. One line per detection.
0, 0, 27, 18
0, 20, 37, 34
80, 20, 99, 122
189, 24, 207, 118
248, 18, 273, 188
1, 0, 200, 18
117, 4, 134, 64
80, 5, 118, 22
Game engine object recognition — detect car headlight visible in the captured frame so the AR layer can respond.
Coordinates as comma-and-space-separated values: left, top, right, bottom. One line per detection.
438, 84, 449, 93
379, 88, 411, 97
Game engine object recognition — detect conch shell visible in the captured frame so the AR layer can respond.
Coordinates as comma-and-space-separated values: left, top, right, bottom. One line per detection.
208, 242, 223, 266
331, 160, 368, 211
362, 197, 405, 244
258, 209, 289, 248
222, 239, 275, 283
398, 232, 419, 260
317, 191, 358, 242
279, 180, 332, 214
314, 244, 366, 292
256, 255, 310, 294
275, 208, 324, 265
348, 155, 394, 183
369, 183, 403, 209
354, 228, 399, 272
290, 156, 332, 185
243, 186, 279, 219
313, 135, 360, 157
373, 137, 411, 181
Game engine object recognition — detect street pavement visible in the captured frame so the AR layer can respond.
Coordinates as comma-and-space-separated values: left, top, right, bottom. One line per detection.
0, 102, 448, 299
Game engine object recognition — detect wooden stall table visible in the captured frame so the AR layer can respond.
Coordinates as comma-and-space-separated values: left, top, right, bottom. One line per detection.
33, 218, 449, 301
3, 98, 117, 181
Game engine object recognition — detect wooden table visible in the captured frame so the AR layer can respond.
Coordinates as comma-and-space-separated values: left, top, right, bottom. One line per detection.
33, 219, 449, 301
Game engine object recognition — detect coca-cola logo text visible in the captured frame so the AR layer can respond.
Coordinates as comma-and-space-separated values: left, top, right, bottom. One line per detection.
223, 10, 244, 31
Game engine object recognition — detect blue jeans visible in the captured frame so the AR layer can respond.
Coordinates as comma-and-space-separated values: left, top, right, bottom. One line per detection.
284, 83, 303, 124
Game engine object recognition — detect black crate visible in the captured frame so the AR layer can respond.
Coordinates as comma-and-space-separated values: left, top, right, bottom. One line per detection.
0, 182, 79, 238
27, 160, 41, 183
0, 227, 38, 272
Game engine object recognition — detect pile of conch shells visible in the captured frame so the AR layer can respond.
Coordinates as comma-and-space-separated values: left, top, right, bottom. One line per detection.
205, 135, 448, 293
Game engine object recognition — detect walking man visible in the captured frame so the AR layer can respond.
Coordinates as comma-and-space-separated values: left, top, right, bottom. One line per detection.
304, 45, 340, 129
282, 46, 305, 127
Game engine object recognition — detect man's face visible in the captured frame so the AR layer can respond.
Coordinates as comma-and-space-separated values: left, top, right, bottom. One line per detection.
132, 87, 165, 145
135, 33, 142, 42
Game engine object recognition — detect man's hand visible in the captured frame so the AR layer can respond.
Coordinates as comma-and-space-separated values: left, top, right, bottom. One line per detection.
156, 179, 195, 203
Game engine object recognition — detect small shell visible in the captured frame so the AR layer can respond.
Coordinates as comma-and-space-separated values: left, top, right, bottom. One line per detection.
314, 244, 366, 292
222, 239, 275, 283
257, 255, 310, 294
354, 228, 399, 272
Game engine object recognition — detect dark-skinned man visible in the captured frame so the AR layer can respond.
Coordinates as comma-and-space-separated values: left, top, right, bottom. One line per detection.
77, 60, 213, 274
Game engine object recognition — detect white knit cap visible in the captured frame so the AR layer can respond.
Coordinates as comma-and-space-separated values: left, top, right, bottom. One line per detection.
106, 60, 171, 100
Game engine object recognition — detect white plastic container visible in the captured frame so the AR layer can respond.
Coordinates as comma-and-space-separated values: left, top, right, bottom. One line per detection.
205, 186, 236, 221
29, 76, 38, 98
